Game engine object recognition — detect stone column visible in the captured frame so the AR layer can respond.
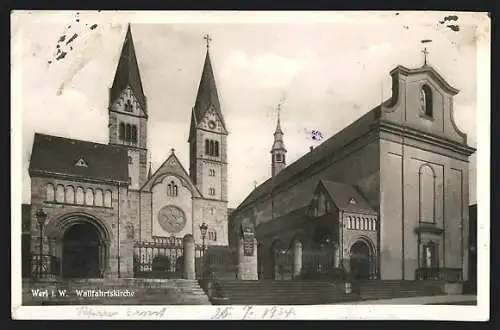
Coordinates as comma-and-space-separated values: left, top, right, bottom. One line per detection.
292, 239, 302, 278
334, 244, 340, 268
238, 237, 258, 280
183, 234, 195, 280
119, 241, 134, 278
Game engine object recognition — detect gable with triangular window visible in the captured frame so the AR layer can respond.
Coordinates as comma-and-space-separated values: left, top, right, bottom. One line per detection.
75, 157, 88, 168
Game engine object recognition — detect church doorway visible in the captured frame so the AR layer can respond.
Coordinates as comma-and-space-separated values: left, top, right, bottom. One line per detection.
62, 221, 105, 279
349, 240, 372, 280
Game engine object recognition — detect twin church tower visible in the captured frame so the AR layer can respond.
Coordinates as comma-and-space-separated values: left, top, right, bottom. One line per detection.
108, 25, 228, 199
107, 24, 231, 245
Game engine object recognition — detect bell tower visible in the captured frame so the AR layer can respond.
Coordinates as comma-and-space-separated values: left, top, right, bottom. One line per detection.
108, 24, 148, 189
271, 104, 287, 177
188, 34, 229, 201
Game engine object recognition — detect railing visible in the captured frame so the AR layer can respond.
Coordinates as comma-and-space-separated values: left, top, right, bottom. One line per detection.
133, 237, 184, 278
31, 255, 60, 279
415, 267, 463, 282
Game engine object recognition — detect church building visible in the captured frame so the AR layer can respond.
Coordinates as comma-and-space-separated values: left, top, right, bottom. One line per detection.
25, 25, 229, 278
229, 62, 476, 281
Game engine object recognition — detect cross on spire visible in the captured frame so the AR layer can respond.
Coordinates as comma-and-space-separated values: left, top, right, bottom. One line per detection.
204, 34, 212, 49
421, 47, 429, 66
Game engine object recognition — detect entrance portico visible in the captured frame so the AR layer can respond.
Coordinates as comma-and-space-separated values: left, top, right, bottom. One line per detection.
44, 212, 112, 279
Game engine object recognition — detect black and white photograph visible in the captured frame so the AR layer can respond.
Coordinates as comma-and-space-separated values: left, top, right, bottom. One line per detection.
11, 11, 489, 320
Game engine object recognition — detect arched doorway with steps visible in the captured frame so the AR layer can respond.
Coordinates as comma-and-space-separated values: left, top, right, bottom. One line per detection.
349, 238, 376, 280
62, 222, 103, 278
46, 213, 111, 279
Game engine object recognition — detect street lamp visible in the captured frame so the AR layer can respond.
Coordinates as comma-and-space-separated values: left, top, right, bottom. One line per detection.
199, 222, 208, 252
35, 209, 47, 279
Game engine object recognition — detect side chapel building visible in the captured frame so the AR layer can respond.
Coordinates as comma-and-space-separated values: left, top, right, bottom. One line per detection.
230, 62, 476, 281
25, 25, 229, 278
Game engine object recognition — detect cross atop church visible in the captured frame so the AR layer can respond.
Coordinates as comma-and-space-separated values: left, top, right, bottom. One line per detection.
204, 34, 212, 49
421, 47, 429, 66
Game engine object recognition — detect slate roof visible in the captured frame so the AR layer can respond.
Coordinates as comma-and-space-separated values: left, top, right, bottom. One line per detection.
29, 133, 129, 183
255, 206, 311, 238
109, 24, 147, 112
319, 180, 376, 215
237, 107, 382, 211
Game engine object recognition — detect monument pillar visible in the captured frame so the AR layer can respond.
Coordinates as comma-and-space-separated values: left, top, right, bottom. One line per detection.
292, 239, 302, 278
183, 234, 195, 280
238, 224, 258, 280
119, 224, 135, 278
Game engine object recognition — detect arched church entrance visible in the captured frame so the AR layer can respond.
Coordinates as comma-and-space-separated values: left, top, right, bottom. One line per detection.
349, 240, 372, 280
62, 221, 106, 279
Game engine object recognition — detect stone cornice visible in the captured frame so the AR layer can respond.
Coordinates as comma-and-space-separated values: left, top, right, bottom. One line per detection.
29, 170, 126, 186
108, 108, 148, 119
378, 121, 476, 157
390, 65, 459, 95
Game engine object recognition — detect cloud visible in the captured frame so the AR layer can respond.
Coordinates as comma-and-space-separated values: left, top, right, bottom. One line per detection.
367, 42, 392, 54
223, 50, 306, 88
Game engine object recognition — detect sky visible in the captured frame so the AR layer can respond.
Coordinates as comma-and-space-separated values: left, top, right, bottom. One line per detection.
12, 11, 489, 208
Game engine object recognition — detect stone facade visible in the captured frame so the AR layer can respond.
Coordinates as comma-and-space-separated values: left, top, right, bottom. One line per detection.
230, 65, 475, 281
26, 26, 230, 279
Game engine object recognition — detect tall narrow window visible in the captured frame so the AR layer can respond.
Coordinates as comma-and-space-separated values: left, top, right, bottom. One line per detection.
85, 188, 94, 205
56, 185, 65, 203
205, 139, 210, 155
419, 164, 436, 223
76, 187, 85, 205
420, 84, 433, 118
45, 184, 55, 202
125, 124, 131, 142
423, 242, 439, 268
209, 140, 215, 156
65, 186, 75, 204
119, 123, 125, 140
104, 190, 112, 207
215, 141, 219, 157
167, 181, 178, 197
95, 189, 103, 206
131, 125, 137, 143
125, 99, 133, 112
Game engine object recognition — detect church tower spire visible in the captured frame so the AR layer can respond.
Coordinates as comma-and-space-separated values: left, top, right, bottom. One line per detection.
109, 23, 146, 111
188, 34, 228, 201
108, 23, 148, 189
271, 104, 287, 177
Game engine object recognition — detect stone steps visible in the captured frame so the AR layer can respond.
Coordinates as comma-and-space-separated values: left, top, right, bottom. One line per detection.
212, 280, 355, 305
210, 280, 447, 305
